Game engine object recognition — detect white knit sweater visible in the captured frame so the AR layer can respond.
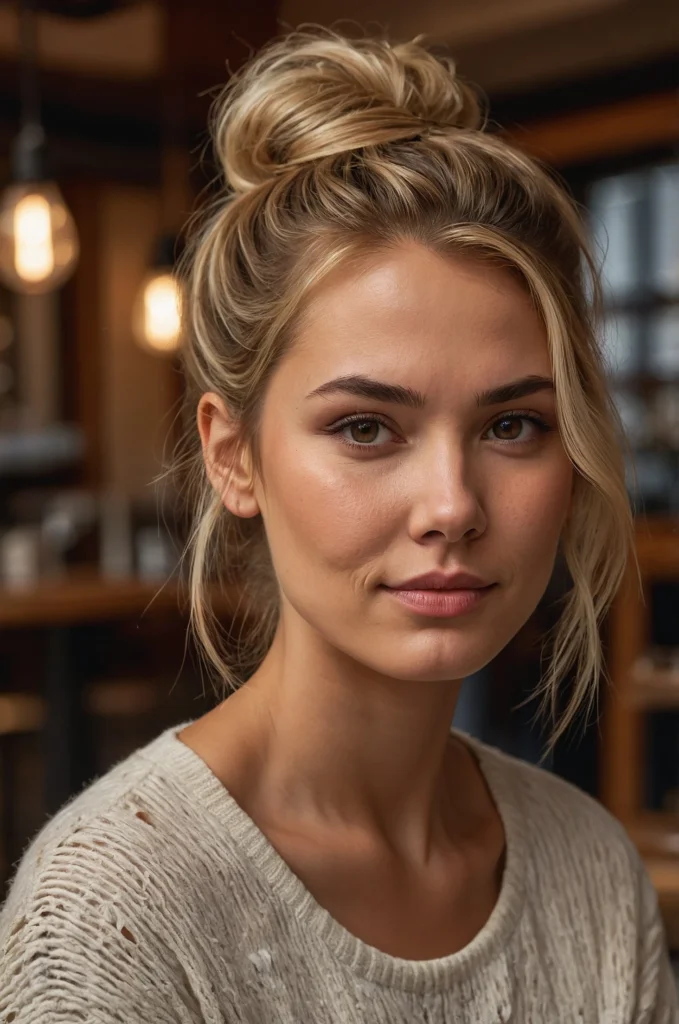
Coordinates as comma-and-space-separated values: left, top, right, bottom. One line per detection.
1, 721, 677, 1023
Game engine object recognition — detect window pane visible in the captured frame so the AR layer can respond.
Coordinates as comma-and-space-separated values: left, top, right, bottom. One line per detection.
600, 312, 641, 377
648, 307, 679, 379
647, 383, 679, 450
626, 450, 674, 510
589, 172, 645, 301
649, 163, 679, 297
612, 387, 649, 448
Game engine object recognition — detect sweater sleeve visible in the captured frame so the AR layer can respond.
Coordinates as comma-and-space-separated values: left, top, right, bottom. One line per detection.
0, 829, 201, 1024
0, 909, 181, 1024
635, 856, 679, 1023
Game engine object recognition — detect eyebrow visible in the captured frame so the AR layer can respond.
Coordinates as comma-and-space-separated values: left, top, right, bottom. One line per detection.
305, 373, 555, 408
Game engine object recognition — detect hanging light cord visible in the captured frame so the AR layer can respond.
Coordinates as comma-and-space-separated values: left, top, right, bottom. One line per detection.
12, 0, 46, 182
18, 0, 40, 131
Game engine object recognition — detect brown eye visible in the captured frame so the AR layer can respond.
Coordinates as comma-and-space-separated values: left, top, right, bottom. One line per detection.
485, 413, 552, 446
328, 415, 395, 451
348, 420, 380, 444
493, 416, 523, 441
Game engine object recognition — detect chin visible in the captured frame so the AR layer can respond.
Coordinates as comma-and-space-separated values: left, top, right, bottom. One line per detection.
359, 638, 496, 684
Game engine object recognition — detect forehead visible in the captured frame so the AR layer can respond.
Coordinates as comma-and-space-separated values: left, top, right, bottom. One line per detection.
288, 243, 551, 388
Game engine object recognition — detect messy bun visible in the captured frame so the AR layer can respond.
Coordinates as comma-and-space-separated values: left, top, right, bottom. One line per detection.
177, 26, 635, 755
213, 29, 484, 194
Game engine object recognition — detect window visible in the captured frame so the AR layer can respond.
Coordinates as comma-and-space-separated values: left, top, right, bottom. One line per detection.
587, 159, 679, 513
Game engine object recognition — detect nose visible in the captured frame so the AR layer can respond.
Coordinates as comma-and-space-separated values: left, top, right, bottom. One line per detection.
407, 442, 486, 544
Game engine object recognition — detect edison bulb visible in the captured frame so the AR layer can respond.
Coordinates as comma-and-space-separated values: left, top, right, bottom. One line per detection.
0, 181, 79, 294
133, 270, 183, 354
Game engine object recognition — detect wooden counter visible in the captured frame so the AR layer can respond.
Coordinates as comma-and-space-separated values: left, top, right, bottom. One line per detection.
0, 569, 243, 628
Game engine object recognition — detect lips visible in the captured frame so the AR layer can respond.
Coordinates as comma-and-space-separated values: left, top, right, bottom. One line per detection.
384, 570, 494, 591
382, 583, 496, 618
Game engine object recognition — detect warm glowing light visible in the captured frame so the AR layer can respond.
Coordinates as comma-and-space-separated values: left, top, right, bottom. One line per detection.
134, 271, 182, 354
0, 182, 79, 294
143, 273, 181, 350
14, 193, 54, 282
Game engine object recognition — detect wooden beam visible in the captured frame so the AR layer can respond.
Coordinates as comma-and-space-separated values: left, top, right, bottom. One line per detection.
506, 91, 679, 166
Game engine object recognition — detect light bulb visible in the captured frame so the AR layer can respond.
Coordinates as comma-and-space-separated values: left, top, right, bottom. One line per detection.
0, 181, 79, 294
133, 269, 183, 355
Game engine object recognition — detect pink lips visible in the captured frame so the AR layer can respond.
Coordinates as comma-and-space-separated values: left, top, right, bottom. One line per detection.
382, 586, 495, 617
380, 570, 497, 618
387, 569, 493, 590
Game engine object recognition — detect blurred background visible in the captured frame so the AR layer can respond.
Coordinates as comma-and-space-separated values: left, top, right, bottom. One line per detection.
0, 0, 677, 961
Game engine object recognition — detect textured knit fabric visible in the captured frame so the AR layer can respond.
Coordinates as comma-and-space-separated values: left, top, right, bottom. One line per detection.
1, 721, 677, 1023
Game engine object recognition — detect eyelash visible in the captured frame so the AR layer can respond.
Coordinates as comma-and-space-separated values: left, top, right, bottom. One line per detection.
327, 411, 553, 452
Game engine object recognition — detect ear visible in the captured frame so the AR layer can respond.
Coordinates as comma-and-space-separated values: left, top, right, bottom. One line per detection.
196, 392, 260, 518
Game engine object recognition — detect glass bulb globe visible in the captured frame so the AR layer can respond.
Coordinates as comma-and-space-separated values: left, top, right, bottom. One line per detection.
132, 269, 183, 355
0, 181, 79, 294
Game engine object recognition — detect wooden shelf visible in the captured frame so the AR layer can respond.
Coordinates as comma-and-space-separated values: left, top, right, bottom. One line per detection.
601, 516, 679, 835
624, 815, 679, 947
625, 660, 679, 709
634, 517, 679, 576
627, 813, 679, 859
508, 91, 679, 166
0, 568, 244, 628
646, 856, 679, 949
647, 857, 679, 900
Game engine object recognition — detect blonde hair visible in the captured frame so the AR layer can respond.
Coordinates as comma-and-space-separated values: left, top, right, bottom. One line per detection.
174, 26, 638, 752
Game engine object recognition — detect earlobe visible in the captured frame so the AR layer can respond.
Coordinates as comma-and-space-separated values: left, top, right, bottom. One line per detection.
197, 392, 260, 519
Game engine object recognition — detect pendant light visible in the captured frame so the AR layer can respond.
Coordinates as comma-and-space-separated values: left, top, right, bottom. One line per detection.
0, 0, 79, 294
132, 7, 187, 358
132, 230, 182, 356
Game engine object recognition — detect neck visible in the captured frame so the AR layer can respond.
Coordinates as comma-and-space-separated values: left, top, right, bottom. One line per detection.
219, 626, 485, 867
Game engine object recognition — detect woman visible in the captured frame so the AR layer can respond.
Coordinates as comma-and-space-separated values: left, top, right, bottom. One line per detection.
1, 27, 676, 1023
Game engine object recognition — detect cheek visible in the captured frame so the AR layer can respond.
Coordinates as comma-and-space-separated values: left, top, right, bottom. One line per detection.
258, 438, 393, 577
497, 460, 572, 577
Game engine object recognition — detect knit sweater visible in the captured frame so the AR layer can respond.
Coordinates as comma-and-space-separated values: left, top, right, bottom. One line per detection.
1, 722, 677, 1023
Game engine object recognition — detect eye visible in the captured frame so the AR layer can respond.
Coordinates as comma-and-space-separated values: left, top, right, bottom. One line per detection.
328, 414, 396, 451
326, 410, 553, 454
485, 412, 553, 444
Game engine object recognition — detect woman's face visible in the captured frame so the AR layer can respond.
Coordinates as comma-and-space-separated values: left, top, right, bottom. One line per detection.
248, 243, 574, 683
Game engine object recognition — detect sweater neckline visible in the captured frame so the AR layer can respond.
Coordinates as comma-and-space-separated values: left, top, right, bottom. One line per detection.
154, 719, 526, 994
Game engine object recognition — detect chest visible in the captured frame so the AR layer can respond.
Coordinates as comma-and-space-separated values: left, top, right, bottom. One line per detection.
263, 829, 504, 960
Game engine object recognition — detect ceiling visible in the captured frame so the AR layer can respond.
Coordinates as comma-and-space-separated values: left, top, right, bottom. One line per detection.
0, 1, 161, 78
0, 0, 675, 94
278, 0, 679, 93
281, 0, 624, 48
